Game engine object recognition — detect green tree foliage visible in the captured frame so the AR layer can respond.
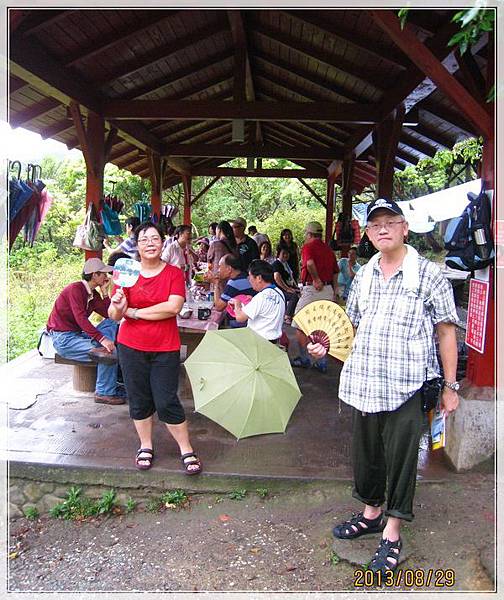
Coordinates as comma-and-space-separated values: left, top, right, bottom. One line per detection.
393, 138, 482, 201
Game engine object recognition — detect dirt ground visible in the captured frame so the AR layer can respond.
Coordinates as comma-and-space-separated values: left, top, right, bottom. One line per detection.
8, 473, 494, 593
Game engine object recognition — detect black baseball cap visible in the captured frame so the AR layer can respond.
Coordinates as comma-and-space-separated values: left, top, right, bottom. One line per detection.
366, 198, 404, 224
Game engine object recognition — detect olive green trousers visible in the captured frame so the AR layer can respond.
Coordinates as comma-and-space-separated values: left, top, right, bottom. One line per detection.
351, 390, 424, 521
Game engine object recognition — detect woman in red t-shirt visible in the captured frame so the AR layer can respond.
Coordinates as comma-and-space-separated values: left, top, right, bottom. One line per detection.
109, 222, 202, 475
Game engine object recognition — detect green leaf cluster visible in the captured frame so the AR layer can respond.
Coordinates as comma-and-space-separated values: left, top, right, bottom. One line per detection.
49, 486, 119, 520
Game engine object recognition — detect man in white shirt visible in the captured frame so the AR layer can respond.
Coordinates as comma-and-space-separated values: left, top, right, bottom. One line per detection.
229, 260, 285, 342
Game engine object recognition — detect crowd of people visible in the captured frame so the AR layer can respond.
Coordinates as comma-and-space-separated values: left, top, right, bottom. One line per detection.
45, 203, 460, 576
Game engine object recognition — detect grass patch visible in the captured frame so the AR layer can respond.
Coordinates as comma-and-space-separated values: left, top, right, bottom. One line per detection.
228, 489, 247, 501
24, 506, 39, 520
329, 550, 340, 566
124, 497, 137, 513
49, 486, 119, 520
255, 487, 269, 499
161, 489, 189, 509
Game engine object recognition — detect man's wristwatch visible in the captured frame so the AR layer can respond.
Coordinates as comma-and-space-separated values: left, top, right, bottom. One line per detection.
443, 380, 460, 391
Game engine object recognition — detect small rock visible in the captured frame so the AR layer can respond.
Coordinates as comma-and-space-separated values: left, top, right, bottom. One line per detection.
9, 486, 25, 506
24, 482, 44, 503
9, 503, 23, 519
286, 563, 297, 571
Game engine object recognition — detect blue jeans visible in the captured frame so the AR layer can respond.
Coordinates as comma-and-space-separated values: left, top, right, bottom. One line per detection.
51, 319, 119, 396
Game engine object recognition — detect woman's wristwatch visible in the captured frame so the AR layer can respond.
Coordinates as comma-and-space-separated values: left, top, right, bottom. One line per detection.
443, 380, 460, 391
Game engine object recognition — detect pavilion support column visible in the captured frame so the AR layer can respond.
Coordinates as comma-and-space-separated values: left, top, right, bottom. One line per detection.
182, 175, 192, 225
69, 103, 106, 259
147, 150, 163, 221
325, 173, 336, 245
341, 152, 355, 218
373, 105, 405, 199
464, 133, 495, 389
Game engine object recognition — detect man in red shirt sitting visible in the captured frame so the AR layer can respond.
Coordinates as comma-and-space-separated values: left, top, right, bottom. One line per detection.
47, 258, 124, 405
291, 221, 339, 374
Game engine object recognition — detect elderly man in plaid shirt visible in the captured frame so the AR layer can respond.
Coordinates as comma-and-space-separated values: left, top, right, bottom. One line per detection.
309, 198, 460, 576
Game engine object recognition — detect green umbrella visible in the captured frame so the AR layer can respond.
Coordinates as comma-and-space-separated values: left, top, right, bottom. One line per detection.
184, 328, 302, 439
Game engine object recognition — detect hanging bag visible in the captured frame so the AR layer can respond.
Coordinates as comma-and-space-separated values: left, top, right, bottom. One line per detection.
101, 203, 122, 235
73, 203, 105, 251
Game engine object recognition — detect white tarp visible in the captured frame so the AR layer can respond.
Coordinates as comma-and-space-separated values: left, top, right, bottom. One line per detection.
353, 179, 482, 233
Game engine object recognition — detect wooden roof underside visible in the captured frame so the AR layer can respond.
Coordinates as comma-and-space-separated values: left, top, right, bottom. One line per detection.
9, 9, 490, 193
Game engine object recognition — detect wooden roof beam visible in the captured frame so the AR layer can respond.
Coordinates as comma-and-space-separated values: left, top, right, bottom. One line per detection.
407, 123, 451, 149
162, 142, 342, 161
119, 50, 234, 101
251, 19, 389, 92
9, 76, 27, 94
283, 10, 411, 69
399, 132, 437, 157
252, 50, 368, 104
9, 97, 60, 128
227, 10, 263, 144
419, 101, 475, 134
39, 119, 73, 140
344, 16, 460, 158
10, 35, 163, 153
103, 100, 384, 124
16, 10, 73, 37
95, 20, 229, 86
64, 11, 180, 67
372, 10, 492, 138
191, 167, 327, 179
165, 157, 192, 177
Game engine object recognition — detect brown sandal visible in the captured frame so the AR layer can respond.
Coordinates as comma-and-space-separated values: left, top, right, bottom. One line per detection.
181, 452, 202, 476
135, 448, 153, 470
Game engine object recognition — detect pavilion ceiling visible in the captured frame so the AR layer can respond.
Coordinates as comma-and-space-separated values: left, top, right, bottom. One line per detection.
9, 8, 490, 194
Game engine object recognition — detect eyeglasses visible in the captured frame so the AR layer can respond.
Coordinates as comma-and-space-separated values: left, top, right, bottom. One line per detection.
137, 236, 162, 245
366, 220, 405, 232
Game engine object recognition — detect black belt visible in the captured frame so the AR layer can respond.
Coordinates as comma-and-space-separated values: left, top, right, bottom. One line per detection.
303, 281, 332, 286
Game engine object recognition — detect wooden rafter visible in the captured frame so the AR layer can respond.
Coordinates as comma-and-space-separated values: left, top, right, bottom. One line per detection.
420, 100, 474, 134
119, 50, 234, 101
9, 97, 60, 128
283, 10, 411, 69
373, 104, 405, 198
252, 50, 368, 104
344, 16, 459, 158
297, 178, 326, 207
94, 20, 229, 86
39, 119, 73, 140
191, 176, 221, 205
64, 11, 179, 67
18, 10, 72, 37
228, 10, 263, 144
162, 142, 342, 161
372, 10, 492, 138
10, 35, 163, 153
191, 167, 327, 178
455, 49, 486, 104
251, 20, 390, 92
103, 100, 384, 123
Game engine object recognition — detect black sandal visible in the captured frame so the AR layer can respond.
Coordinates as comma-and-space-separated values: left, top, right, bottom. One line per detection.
369, 537, 402, 574
135, 448, 154, 470
333, 511, 385, 539
180, 452, 202, 476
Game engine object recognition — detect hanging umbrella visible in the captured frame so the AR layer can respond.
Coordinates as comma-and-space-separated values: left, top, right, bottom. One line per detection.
184, 328, 302, 439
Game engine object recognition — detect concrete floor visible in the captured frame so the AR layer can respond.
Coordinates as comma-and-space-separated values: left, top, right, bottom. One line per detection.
5, 338, 456, 486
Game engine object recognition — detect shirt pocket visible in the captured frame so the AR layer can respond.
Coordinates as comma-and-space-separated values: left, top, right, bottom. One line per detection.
392, 294, 424, 335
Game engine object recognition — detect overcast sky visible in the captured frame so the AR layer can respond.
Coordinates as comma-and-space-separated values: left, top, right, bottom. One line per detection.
2, 122, 82, 166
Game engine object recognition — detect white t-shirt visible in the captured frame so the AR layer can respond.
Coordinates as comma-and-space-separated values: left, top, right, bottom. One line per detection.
242, 286, 285, 340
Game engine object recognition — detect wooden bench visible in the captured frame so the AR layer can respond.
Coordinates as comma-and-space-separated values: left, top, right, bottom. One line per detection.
54, 354, 97, 392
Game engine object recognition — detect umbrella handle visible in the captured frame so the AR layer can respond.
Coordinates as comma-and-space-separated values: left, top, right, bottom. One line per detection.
9, 160, 21, 180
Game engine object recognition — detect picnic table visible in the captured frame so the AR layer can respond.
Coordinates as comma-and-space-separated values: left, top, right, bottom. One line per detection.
177, 305, 225, 358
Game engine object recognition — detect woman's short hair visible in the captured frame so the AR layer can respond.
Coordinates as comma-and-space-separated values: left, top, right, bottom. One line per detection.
133, 221, 165, 242
248, 259, 274, 283
174, 224, 192, 238
276, 244, 289, 258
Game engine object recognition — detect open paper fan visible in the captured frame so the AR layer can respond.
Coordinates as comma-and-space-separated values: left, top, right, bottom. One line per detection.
293, 300, 354, 362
